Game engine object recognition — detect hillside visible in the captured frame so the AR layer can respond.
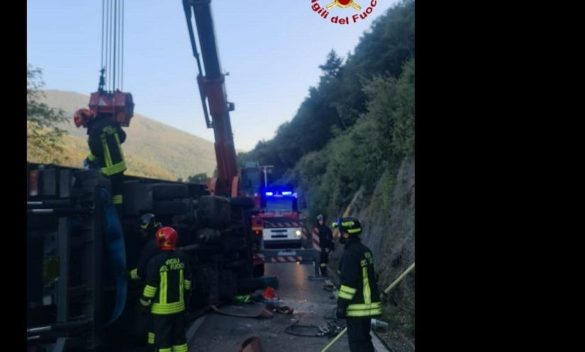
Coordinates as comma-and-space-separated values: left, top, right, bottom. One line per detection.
28, 90, 217, 181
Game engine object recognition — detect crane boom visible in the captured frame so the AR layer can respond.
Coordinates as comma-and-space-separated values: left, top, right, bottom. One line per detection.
182, 0, 238, 197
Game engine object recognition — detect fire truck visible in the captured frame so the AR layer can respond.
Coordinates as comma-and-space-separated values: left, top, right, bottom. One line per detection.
256, 186, 304, 249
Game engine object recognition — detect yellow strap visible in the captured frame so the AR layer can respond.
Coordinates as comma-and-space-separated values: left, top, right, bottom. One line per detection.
101, 161, 127, 176
130, 268, 139, 280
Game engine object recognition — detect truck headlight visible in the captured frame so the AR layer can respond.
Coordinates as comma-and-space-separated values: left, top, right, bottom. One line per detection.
295, 230, 302, 237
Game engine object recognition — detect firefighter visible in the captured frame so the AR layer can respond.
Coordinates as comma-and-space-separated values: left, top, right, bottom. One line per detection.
74, 108, 127, 212
334, 217, 382, 352
129, 213, 163, 348
314, 214, 334, 277
140, 226, 191, 352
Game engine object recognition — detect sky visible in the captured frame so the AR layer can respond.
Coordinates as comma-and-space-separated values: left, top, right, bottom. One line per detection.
28, 0, 399, 151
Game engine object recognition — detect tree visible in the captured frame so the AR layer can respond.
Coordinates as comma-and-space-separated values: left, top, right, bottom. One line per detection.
27, 65, 68, 161
318, 50, 343, 78
187, 173, 208, 184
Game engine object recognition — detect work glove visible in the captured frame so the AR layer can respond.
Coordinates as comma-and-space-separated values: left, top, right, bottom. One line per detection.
138, 297, 151, 314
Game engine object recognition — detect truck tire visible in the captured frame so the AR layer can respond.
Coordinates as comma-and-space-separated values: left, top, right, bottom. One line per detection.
253, 263, 265, 278
230, 196, 255, 208
153, 199, 190, 216
152, 184, 189, 200
196, 196, 230, 228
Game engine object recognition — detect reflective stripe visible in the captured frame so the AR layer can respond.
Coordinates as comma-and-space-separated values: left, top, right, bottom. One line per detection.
158, 348, 172, 352
338, 291, 353, 300
340, 285, 357, 295
179, 269, 184, 304
143, 285, 157, 298
130, 268, 139, 280
87, 153, 96, 161
346, 308, 382, 317
320, 263, 328, 267
185, 280, 192, 290
139, 298, 151, 307
341, 220, 355, 227
362, 265, 371, 304
112, 194, 123, 204
147, 332, 155, 344
346, 302, 382, 311
151, 301, 185, 315
173, 344, 188, 352
347, 228, 361, 234
160, 271, 168, 304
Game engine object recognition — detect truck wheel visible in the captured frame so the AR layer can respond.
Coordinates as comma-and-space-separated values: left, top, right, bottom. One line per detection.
152, 184, 188, 200
230, 196, 255, 208
253, 263, 264, 278
153, 199, 190, 216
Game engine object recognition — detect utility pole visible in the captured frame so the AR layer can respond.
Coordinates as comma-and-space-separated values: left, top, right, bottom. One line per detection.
260, 165, 273, 187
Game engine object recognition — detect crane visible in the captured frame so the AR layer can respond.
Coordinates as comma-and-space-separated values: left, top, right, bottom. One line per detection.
182, 0, 239, 197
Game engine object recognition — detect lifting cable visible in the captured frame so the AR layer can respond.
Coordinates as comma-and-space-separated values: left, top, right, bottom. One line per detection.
100, 0, 125, 92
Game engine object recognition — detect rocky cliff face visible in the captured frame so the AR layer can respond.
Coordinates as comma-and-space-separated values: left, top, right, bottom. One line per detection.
328, 156, 415, 351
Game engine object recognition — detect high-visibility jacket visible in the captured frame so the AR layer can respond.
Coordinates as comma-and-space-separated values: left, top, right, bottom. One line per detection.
141, 251, 192, 315
87, 117, 127, 176
338, 237, 382, 317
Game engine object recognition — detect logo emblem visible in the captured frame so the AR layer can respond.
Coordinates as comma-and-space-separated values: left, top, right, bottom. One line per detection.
310, 0, 378, 25
326, 0, 361, 11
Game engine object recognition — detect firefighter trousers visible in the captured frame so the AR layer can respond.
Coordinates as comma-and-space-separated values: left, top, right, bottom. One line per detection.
109, 172, 124, 214
319, 250, 329, 277
346, 317, 374, 352
152, 312, 188, 352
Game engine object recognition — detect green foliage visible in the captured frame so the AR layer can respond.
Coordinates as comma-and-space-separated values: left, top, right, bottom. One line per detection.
244, 0, 415, 174
27, 65, 68, 162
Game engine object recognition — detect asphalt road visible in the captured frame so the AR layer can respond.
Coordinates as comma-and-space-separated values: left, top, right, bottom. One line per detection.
186, 263, 388, 352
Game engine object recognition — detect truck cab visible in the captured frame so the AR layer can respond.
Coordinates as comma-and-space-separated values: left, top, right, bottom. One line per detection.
258, 186, 304, 249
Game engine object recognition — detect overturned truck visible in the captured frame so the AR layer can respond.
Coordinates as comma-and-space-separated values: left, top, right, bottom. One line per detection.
26, 164, 264, 351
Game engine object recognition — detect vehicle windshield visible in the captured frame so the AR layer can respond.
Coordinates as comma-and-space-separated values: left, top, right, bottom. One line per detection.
265, 197, 294, 212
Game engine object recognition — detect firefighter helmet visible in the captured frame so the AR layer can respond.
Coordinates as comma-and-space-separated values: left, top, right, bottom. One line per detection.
334, 217, 362, 236
73, 108, 94, 128
155, 226, 178, 251
139, 213, 161, 238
